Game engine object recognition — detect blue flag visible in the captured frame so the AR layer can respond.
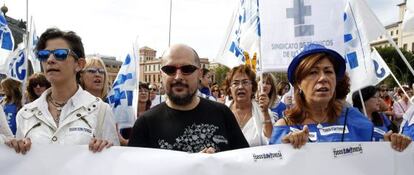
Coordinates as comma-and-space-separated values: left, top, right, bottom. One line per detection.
107, 54, 138, 129
0, 12, 15, 73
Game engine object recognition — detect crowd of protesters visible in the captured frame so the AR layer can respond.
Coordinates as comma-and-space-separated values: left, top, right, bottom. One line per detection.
0, 28, 413, 154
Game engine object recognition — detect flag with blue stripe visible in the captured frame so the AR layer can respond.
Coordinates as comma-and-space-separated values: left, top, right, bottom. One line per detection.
215, 0, 261, 69
0, 12, 15, 73
344, 0, 390, 92
107, 54, 138, 129
5, 43, 27, 82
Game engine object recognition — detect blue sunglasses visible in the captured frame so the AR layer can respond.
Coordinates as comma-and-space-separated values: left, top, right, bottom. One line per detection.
36, 49, 79, 62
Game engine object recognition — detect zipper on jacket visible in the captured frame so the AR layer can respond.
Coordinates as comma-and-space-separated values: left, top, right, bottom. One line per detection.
24, 122, 41, 138
79, 117, 92, 129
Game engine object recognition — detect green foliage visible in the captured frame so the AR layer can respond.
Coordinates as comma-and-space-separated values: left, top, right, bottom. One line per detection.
376, 46, 414, 88
212, 65, 230, 86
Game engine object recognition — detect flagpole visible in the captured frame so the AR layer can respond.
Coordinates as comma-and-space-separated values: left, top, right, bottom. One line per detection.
358, 90, 368, 116
168, 0, 172, 47
384, 32, 414, 77
22, 0, 29, 105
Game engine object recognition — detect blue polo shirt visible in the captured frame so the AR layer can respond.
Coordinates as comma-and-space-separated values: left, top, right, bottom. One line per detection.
269, 107, 374, 144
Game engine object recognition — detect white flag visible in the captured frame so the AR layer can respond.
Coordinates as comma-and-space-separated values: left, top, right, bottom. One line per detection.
344, 0, 388, 92
403, 0, 414, 33
28, 20, 41, 73
107, 54, 138, 129
215, 0, 260, 69
259, 0, 345, 72
5, 43, 28, 82
0, 12, 15, 73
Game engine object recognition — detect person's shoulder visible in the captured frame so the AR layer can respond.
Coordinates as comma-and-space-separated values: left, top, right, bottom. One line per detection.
199, 97, 227, 108
142, 102, 167, 117
343, 107, 373, 125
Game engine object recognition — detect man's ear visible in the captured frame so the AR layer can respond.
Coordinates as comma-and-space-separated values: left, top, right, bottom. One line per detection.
76, 58, 86, 72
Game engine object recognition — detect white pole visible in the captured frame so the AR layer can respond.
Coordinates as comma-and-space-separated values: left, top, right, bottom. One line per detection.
22, 0, 29, 105
388, 66, 413, 105
358, 90, 368, 116
384, 32, 414, 77
168, 0, 172, 47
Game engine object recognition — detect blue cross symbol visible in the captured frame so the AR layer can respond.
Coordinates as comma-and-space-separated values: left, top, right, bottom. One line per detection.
286, 0, 314, 37
109, 88, 126, 108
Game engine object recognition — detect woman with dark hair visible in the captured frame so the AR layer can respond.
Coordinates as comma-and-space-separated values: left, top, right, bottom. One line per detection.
6, 28, 119, 154
269, 44, 410, 152
26, 73, 51, 102
198, 68, 215, 101
273, 81, 291, 117
0, 78, 22, 135
210, 84, 222, 102
225, 65, 274, 146
352, 86, 401, 141
119, 82, 152, 145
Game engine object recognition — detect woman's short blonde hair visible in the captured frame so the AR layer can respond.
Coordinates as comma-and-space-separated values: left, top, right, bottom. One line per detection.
80, 56, 109, 99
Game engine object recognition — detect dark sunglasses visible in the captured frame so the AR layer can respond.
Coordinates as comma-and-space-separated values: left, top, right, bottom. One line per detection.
149, 88, 157, 91
83, 67, 106, 75
161, 65, 198, 76
36, 49, 79, 62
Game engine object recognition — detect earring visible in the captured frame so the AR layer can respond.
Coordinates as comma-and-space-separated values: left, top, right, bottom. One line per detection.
299, 89, 303, 95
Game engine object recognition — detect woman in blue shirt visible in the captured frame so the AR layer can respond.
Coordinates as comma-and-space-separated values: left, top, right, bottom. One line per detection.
0, 78, 22, 135
352, 86, 399, 141
269, 44, 411, 152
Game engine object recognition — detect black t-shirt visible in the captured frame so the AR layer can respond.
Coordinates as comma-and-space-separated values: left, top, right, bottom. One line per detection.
128, 98, 249, 152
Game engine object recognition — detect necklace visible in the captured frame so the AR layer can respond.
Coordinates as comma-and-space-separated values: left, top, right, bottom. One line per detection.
234, 110, 251, 128
47, 93, 67, 126
307, 116, 327, 129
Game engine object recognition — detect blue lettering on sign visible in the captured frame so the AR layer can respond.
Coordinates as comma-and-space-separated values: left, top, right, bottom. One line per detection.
112, 73, 133, 88
286, 0, 314, 37
108, 88, 133, 108
15, 51, 27, 80
373, 60, 386, 78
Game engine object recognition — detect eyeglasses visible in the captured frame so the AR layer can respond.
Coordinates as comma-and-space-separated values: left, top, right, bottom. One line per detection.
212, 89, 219, 92
83, 67, 106, 75
149, 88, 157, 91
161, 65, 199, 76
36, 49, 79, 62
231, 80, 252, 88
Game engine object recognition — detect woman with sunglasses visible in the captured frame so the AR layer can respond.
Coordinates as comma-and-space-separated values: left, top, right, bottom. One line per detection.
26, 73, 51, 103
5, 28, 119, 154
80, 56, 109, 100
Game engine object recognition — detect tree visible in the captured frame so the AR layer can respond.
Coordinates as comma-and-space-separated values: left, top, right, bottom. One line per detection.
375, 46, 414, 88
212, 65, 230, 86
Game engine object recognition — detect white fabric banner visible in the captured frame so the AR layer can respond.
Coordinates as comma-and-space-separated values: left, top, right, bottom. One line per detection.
215, 0, 260, 69
0, 142, 413, 175
344, 0, 388, 92
259, 0, 345, 72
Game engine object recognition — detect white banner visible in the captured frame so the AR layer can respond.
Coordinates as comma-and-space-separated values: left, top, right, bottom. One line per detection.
344, 0, 388, 92
215, 0, 260, 69
0, 142, 413, 175
259, 0, 345, 72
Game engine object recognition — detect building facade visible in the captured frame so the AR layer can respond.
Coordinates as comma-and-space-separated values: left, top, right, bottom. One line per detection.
139, 46, 210, 86
371, 1, 414, 51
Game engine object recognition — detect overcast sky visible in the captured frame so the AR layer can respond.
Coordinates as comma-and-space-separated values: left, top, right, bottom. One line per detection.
2, 0, 405, 61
